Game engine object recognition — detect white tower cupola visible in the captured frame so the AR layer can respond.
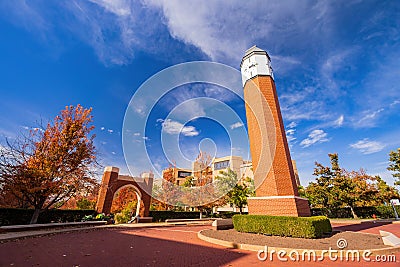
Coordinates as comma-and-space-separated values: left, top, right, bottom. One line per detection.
240, 45, 274, 86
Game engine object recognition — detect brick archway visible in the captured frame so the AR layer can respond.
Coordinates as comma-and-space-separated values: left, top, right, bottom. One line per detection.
95, 167, 153, 219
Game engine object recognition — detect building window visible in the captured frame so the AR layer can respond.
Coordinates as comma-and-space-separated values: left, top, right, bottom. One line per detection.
214, 160, 230, 170
178, 171, 191, 178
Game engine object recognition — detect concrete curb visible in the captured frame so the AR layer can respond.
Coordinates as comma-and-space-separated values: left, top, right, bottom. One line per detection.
330, 219, 400, 225
197, 230, 400, 257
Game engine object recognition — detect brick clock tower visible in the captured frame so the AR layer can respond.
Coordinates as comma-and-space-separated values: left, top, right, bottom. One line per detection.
241, 46, 310, 217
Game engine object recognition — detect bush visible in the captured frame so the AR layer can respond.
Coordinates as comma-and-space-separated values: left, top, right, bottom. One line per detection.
233, 215, 332, 239
0, 208, 95, 226
311, 205, 400, 219
149, 211, 201, 222
76, 198, 96, 210
114, 202, 137, 224
210, 211, 248, 219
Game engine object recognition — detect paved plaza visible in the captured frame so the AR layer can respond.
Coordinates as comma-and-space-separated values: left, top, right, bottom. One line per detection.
0, 221, 399, 266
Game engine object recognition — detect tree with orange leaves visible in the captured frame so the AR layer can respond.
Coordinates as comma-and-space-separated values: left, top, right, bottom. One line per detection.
0, 105, 98, 224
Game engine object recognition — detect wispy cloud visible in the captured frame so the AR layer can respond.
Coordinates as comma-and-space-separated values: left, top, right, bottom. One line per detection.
355, 108, 385, 128
230, 122, 243, 130
287, 122, 297, 129
350, 138, 385, 154
160, 119, 199, 137
300, 129, 329, 148
390, 100, 400, 107
286, 128, 297, 144
334, 115, 344, 127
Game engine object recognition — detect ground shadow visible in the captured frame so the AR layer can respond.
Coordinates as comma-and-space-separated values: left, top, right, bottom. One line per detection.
332, 221, 392, 232
0, 227, 249, 266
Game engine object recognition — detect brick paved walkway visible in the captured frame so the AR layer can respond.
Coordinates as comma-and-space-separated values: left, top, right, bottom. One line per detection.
0, 222, 399, 266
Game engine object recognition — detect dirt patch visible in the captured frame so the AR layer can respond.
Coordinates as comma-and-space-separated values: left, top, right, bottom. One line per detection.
201, 229, 389, 250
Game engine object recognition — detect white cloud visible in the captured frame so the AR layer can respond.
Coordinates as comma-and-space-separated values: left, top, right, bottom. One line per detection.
107, 129, 113, 134
355, 108, 385, 127
350, 138, 385, 154
88, 0, 131, 16
100, 127, 105, 131
287, 122, 297, 129
145, 1, 334, 64
390, 100, 400, 107
286, 129, 295, 135
160, 119, 199, 137
300, 129, 329, 148
286, 128, 296, 144
230, 122, 244, 130
334, 115, 344, 127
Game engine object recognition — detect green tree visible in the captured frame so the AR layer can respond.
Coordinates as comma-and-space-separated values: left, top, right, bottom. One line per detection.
215, 168, 252, 214
76, 198, 95, 210
375, 176, 400, 204
182, 176, 195, 187
0, 105, 98, 224
304, 153, 339, 211
388, 148, 400, 186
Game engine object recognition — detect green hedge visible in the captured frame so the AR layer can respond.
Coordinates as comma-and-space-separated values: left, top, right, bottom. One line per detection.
0, 208, 96, 226
311, 205, 400, 219
210, 211, 248, 219
233, 215, 332, 239
149, 211, 201, 222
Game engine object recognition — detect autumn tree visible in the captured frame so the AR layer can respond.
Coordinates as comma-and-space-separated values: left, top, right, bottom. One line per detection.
193, 151, 213, 186
111, 187, 138, 214
388, 148, 400, 186
304, 153, 399, 218
0, 105, 98, 224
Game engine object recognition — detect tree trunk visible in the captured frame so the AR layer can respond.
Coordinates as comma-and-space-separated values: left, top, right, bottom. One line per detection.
30, 208, 41, 224
349, 206, 358, 219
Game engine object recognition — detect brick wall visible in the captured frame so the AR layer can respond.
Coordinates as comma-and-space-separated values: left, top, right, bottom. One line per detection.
248, 197, 311, 217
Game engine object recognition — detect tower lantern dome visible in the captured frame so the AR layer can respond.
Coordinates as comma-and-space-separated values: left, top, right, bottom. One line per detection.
240, 45, 274, 86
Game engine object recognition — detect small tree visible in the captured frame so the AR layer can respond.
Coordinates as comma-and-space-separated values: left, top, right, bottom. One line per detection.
0, 105, 98, 223
388, 148, 400, 186
215, 168, 252, 214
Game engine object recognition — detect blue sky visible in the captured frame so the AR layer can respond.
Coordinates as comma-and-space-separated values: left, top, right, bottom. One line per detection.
0, 1, 399, 186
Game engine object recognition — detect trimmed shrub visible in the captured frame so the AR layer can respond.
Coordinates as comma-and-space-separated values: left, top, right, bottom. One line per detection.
0, 208, 95, 226
233, 215, 332, 239
210, 211, 248, 219
310, 205, 400, 219
149, 211, 201, 222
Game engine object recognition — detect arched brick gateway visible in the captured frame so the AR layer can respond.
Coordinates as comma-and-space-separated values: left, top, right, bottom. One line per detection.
95, 167, 153, 220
